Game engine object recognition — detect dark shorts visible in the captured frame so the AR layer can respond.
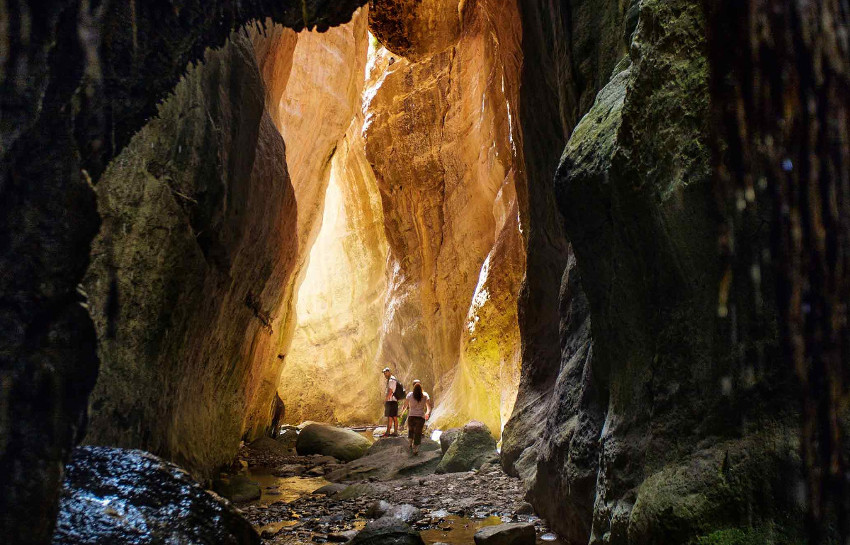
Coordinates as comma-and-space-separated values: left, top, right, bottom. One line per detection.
408, 416, 426, 445
384, 400, 399, 417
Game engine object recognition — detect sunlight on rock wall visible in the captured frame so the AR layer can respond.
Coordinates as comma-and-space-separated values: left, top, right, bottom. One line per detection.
83, 11, 370, 476
280, 111, 389, 424
245, 9, 370, 437
363, 0, 526, 435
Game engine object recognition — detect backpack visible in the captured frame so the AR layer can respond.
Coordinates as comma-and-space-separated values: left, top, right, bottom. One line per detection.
393, 380, 406, 400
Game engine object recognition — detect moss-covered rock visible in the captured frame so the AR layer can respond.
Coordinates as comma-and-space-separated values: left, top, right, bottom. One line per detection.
436, 421, 498, 474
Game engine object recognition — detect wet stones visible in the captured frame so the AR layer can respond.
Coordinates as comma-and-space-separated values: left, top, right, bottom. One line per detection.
473, 523, 536, 545
349, 516, 425, 545
297, 424, 371, 462
53, 446, 259, 545
213, 475, 263, 503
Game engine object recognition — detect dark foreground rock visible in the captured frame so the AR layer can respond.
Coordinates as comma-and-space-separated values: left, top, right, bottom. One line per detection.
436, 421, 498, 473
473, 523, 535, 545
350, 516, 425, 545
53, 446, 259, 545
326, 437, 442, 481
297, 423, 371, 461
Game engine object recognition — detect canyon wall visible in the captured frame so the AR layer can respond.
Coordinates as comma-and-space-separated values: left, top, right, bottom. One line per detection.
362, 0, 526, 434
281, 110, 390, 424
0, 2, 366, 543
504, 0, 803, 543
82, 11, 368, 475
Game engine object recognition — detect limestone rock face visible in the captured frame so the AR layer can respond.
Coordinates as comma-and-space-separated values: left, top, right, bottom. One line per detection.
53, 446, 259, 545
83, 11, 369, 477
362, 0, 526, 434
253, 10, 390, 426
368, 0, 464, 60
83, 32, 297, 475
280, 110, 389, 424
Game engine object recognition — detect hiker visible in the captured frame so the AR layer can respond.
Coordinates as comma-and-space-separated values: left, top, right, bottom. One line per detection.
382, 367, 402, 436
401, 379, 432, 455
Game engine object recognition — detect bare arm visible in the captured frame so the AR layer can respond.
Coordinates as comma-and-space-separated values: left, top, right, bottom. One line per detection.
425, 396, 433, 419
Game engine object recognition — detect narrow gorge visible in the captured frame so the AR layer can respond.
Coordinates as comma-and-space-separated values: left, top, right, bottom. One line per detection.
1, 1, 848, 545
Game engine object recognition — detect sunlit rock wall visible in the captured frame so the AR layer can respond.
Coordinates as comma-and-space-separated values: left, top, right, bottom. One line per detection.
83, 10, 368, 477
248, 10, 370, 433
363, 0, 526, 434
281, 110, 389, 424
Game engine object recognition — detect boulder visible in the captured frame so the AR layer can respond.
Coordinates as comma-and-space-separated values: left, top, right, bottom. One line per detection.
296, 423, 371, 462
366, 500, 393, 518
436, 421, 498, 474
386, 504, 423, 524
314, 483, 348, 496
337, 483, 382, 500
473, 523, 536, 545
213, 475, 262, 503
349, 516, 425, 545
439, 428, 461, 454
53, 446, 259, 544
276, 428, 299, 450
325, 437, 442, 481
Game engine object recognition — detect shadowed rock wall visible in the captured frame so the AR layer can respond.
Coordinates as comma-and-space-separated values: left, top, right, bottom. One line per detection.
0, 3, 365, 542
503, 0, 803, 543
83, 11, 369, 475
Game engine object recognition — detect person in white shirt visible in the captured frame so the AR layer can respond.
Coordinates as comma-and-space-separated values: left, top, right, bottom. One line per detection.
401, 379, 432, 455
382, 367, 400, 436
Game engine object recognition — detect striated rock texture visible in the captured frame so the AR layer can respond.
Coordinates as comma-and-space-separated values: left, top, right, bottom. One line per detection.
249, 10, 371, 433
83, 11, 369, 476
280, 110, 389, 424
83, 31, 296, 475
363, 0, 526, 434
0, 2, 365, 544
504, 0, 804, 543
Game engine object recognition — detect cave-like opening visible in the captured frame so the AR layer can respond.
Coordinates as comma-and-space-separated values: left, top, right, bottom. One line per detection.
3, 0, 841, 544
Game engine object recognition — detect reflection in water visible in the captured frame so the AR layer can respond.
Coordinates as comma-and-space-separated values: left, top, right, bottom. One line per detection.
420, 515, 503, 545
242, 467, 329, 507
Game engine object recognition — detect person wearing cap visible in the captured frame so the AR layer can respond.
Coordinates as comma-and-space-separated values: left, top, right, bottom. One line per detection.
382, 367, 400, 436
401, 379, 432, 455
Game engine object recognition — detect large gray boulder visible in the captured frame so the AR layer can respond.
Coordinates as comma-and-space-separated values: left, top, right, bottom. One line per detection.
325, 437, 441, 481
349, 516, 425, 545
296, 423, 371, 462
53, 446, 259, 545
473, 523, 535, 545
436, 421, 498, 473
439, 428, 461, 454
